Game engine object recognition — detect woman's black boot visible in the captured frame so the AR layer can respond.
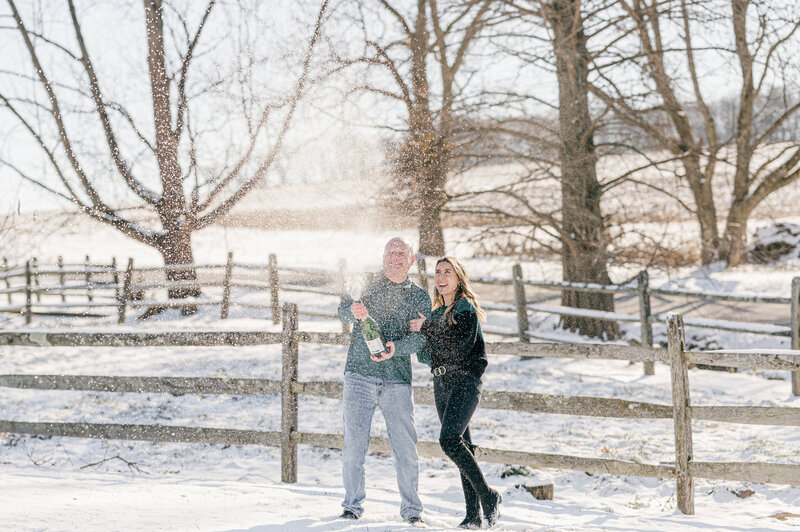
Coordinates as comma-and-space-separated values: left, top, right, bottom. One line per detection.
458, 443, 482, 529
458, 512, 482, 529
480, 488, 502, 527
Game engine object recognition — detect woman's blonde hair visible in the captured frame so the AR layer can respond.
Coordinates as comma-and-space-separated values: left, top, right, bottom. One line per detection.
432, 257, 486, 326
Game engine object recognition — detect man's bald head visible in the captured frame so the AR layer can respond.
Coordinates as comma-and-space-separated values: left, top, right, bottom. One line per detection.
384, 237, 413, 256
383, 237, 415, 283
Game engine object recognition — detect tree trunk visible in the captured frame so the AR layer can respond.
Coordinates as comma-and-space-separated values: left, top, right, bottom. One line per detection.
157, 227, 200, 301
684, 162, 720, 265
145, 0, 198, 303
697, 203, 720, 265
417, 186, 445, 257
548, 0, 619, 339
412, 125, 449, 257
718, 199, 750, 266
408, 0, 445, 257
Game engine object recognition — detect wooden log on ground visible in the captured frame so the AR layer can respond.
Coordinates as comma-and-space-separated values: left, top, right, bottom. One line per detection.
516, 483, 554, 500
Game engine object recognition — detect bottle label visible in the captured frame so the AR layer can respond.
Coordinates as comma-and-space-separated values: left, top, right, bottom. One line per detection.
365, 337, 384, 354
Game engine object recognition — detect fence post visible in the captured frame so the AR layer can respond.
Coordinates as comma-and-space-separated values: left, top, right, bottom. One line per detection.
269, 253, 280, 325
281, 302, 299, 483
638, 270, 655, 376
118, 258, 134, 324
2, 257, 10, 304
57, 256, 66, 302
85, 255, 93, 302
221, 252, 234, 319
110, 257, 119, 300
667, 313, 694, 515
512, 263, 530, 342
791, 277, 800, 396
417, 256, 429, 295
31, 257, 41, 303
24, 260, 32, 325
338, 260, 350, 335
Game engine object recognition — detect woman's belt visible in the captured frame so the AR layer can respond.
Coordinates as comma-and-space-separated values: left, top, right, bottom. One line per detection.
431, 365, 466, 377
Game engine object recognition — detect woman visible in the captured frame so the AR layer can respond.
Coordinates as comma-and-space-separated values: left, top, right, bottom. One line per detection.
410, 257, 501, 529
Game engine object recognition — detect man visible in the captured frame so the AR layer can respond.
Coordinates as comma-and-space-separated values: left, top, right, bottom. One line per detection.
337, 237, 431, 524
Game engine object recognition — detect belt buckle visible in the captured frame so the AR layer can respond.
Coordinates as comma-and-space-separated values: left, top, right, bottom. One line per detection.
433, 366, 446, 377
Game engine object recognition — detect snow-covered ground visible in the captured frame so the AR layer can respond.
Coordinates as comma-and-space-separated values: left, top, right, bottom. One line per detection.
1, 226, 800, 531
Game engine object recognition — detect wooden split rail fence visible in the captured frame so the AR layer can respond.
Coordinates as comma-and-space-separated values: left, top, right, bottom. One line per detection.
0, 304, 799, 515
3, 256, 799, 392
0, 254, 346, 328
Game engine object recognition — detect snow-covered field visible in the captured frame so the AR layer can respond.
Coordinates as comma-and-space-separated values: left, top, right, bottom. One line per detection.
1, 225, 800, 531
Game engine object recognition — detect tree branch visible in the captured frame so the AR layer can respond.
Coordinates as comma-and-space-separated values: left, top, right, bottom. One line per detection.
194, 0, 330, 229
66, 0, 160, 205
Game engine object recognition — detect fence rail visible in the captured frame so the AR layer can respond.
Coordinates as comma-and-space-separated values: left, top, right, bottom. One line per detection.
1, 303, 799, 516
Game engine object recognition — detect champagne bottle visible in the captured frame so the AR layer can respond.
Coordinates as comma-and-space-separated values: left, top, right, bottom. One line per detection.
360, 314, 386, 356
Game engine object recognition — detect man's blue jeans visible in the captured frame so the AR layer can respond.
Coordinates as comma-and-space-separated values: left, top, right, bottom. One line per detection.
341, 372, 423, 519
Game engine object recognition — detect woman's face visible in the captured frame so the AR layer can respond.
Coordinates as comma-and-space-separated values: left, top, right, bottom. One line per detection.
434, 261, 459, 302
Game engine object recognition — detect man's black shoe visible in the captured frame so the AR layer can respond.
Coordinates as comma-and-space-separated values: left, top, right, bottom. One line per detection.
340, 510, 359, 520
405, 515, 424, 525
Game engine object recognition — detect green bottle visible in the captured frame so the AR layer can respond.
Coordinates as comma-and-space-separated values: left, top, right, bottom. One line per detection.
360, 314, 386, 356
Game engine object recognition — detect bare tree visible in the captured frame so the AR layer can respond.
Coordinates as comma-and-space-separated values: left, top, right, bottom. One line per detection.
333, 0, 494, 256
591, 0, 800, 266
720, 0, 800, 265
463, 0, 621, 338
0, 0, 328, 299
542, 0, 619, 337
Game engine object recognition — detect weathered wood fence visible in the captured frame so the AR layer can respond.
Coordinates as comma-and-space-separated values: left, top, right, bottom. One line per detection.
2, 255, 799, 392
458, 266, 800, 385
1, 304, 798, 515
0, 254, 344, 327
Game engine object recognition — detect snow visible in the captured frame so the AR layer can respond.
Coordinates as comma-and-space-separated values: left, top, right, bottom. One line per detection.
1, 226, 800, 531
751, 223, 800, 262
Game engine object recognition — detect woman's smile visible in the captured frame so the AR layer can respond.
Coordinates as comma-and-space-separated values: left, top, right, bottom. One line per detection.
435, 263, 458, 303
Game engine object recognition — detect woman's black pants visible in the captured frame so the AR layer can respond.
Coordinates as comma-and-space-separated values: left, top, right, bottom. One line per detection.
434, 369, 490, 514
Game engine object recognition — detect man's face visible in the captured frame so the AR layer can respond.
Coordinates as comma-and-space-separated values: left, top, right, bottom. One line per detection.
383, 240, 413, 279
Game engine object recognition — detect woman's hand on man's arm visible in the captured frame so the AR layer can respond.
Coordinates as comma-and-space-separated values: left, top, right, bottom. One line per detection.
409, 312, 426, 332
